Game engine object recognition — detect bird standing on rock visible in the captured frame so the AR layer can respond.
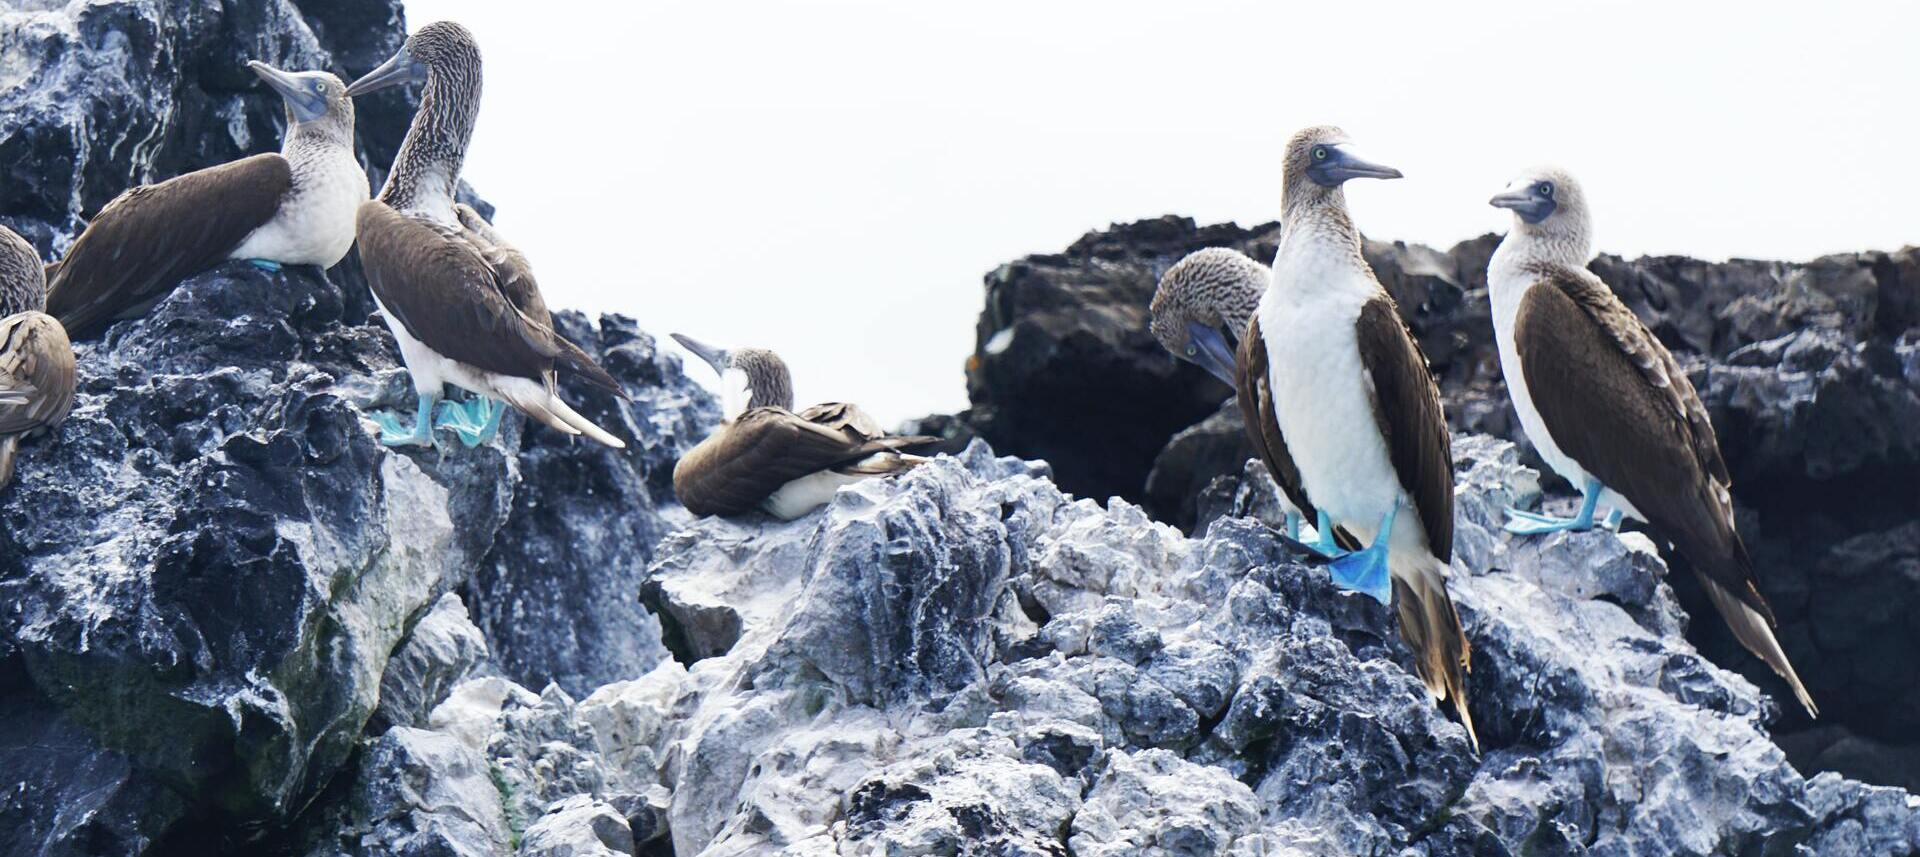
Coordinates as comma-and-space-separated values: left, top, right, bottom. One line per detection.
46, 61, 366, 339
0, 226, 75, 490
671, 334, 938, 520
1241, 126, 1475, 749
1487, 167, 1816, 718
1149, 247, 1311, 544
347, 22, 626, 449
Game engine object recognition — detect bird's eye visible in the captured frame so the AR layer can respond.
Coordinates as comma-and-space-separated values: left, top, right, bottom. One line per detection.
1537, 182, 1555, 198
1312, 146, 1329, 161
313, 82, 325, 93
1185, 345, 1198, 357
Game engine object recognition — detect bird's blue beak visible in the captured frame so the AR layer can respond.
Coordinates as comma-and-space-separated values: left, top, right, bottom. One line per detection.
347, 47, 427, 97
249, 61, 327, 123
1184, 321, 1239, 386
670, 333, 730, 377
1308, 143, 1404, 187
1490, 187, 1557, 225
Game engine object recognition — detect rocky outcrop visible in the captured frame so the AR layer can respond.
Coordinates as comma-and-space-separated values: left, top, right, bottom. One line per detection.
314, 438, 1917, 855
962, 215, 1920, 791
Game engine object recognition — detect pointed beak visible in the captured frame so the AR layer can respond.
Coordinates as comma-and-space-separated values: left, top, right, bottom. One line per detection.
248, 60, 325, 122
1184, 321, 1239, 387
1309, 143, 1404, 187
670, 333, 730, 377
347, 48, 423, 97
1490, 186, 1556, 224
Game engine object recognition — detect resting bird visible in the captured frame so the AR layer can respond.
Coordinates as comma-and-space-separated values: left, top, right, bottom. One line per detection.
347, 21, 625, 449
1244, 126, 1475, 749
1149, 247, 1312, 543
46, 61, 365, 339
0, 226, 76, 490
1488, 167, 1816, 717
671, 334, 937, 519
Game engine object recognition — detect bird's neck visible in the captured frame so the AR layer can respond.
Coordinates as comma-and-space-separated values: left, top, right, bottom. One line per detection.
283, 116, 354, 166
1494, 220, 1592, 275
379, 65, 480, 218
1277, 190, 1366, 276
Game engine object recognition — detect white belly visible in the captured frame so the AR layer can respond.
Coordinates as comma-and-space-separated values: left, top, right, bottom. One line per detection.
762, 469, 869, 520
374, 294, 515, 401
228, 148, 367, 267
1487, 248, 1644, 520
1258, 277, 1424, 556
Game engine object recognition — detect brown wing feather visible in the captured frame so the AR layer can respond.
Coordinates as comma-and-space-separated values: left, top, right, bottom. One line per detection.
1515, 272, 1765, 615
452, 204, 626, 398
357, 201, 560, 382
0, 312, 76, 438
48, 154, 290, 338
1234, 317, 1359, 550
673, 407, 932, 516
1354, 297, 1454, 561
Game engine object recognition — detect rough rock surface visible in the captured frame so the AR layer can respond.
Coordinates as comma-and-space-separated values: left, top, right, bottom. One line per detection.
963, 215, 1920, 791
316, 438, 1918, 856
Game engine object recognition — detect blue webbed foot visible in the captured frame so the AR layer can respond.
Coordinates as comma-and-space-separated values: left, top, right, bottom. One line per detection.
1326, 503, 1397, 605
1504, 477, 1611, 536
247, 258, 283, 273
373, 393, 439, 448
434, 396, 504, 448
1303, 509, 1350, 560
1282, 511, 1302, 542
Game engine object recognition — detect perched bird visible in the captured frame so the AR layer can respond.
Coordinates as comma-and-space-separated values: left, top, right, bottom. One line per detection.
1488, 167, 1816, 717
0, 226, 76, 489
671, 334, 937, 519
1149, 247, 1312, 544
1243, 126, 1474, 749
347, 21, 625, 449
46, 61, 366, 339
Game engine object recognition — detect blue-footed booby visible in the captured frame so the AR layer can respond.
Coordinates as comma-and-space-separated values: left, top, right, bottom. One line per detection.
347, 21, 626, 450
1243, 126, 1474, 748
1150, 247, 1319, 546
45, 62, 366, 339
1488, 167, 1816, 717
0, 226, 75, 490
671, 334, 938, 519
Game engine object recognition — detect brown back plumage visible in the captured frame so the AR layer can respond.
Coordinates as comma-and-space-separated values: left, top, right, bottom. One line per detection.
0, 312, 76, 490
673, 405, 936, 517
47, 154, 291, 338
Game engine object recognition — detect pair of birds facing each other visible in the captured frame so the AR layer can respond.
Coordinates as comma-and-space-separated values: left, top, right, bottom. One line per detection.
39, 23, 627, 451
669, 334, 937, 521
1150, 127, 1817, 752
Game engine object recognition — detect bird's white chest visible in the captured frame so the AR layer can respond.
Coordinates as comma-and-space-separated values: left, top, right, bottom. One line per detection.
229, 147, 367, 267
1487, 248, 1588, 488
1258, 257, 1409, 545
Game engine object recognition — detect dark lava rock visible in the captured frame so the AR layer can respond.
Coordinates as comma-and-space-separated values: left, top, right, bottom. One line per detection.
964, 214, 1920, 792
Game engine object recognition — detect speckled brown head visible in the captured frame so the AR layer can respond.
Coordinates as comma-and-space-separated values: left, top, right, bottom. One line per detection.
671, 334, 795, 417
1281, 125, 1403, 219
349, 21, 484, 210
1150, 248, 1267, 384
1490, 166, 1593, 266
247, 62, 354, 147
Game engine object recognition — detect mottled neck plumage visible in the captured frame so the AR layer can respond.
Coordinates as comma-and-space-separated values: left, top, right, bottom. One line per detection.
379, 56, 480, 216
1280, 183, 1366, 268
0, 229, 45, 317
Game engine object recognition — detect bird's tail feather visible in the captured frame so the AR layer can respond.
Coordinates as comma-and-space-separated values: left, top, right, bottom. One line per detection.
500, 379, 626, 449
837, 450, 931, 476
554, 336, 629, 400
1392, 560, 1477, 753
1700, 575, 1817, 718
0, 435, 20, 491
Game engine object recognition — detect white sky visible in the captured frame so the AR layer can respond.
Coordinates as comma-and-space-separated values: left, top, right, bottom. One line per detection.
398, 1, 1919, 423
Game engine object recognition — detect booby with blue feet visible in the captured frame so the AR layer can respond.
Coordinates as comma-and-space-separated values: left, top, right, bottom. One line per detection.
671, 334, 938, 520
347, 22, 625, 449
1244, 126, 1474, 748
46, 61, 366, 339
1488, 167, 1815, 717
1149, 247, 1326, 549
0, 225, 75, 490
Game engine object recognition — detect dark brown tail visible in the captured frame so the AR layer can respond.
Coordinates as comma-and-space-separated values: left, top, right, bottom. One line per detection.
0, 435, 19, 492
554, 335, 629, 401
1393, 562, 1477, 752
1698, 574, 1817, 718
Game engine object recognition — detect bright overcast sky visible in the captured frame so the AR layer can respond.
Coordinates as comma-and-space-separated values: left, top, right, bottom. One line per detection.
396, 1, 1918, 423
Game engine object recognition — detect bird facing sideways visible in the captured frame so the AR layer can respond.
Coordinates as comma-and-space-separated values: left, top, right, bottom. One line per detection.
347, 21, 626, 450
0, 226, 76, 490
1487, 166, 1816, 718
46, 61, 366, 339
671, 334, 938, 520
1241, 126, 1476, 750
